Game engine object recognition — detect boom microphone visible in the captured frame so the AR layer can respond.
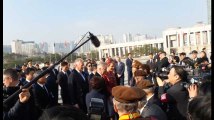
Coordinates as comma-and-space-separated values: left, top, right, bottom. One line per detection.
89, 32, 100, 47
3, 32, 100, 105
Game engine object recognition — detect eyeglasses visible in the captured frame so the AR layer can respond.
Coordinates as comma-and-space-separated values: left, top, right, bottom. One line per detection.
88, 65, 92, 67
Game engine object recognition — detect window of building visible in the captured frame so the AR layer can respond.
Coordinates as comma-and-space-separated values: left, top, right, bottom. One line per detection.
170, 40, 177, 48
203, 31, 208, 44
183, 33, 187, 46
195, 32, 200, 45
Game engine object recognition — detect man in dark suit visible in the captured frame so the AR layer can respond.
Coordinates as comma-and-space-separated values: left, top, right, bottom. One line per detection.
3, 88, 31, 120
178, 52, 187, 66
157, 66, 189, 120
68, 58, 89, 113
22, 67, 35, 85
190, 50, 199, 69
156, 51, 169, 73
32, 70, 55, 119
13, 67, 37, 120
3, 68, 31, 120
115, 56, 125, 85
146, 53, 156, 72
42, 67, 59, 105
57, 61, 70, 105
136, 80, 163, 109
125, 53, 133, 85
45, 62, 59, 103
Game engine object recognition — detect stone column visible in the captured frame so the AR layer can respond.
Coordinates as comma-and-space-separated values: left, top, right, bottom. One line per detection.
98, 48, 102, 59
207, 30, 211, 45
110, 48, 113, 57
118, 47, 121, 57
123, 47, 126, 56
168, 35, 170, 48
187, 32, 190, 46
128, 46, 130, 53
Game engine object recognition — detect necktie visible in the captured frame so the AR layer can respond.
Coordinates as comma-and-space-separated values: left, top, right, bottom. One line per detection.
43, 85, 49, 96
52, 69, 56, 75
65, 71, 69, 78
79, 72, 85, 81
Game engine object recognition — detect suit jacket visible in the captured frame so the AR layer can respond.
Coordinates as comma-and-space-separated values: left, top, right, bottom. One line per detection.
141, 102, 167, 120
32, 83, 54, 110
50, 68, 59, 80
115, 62, 125, 78
156, 57, 169, 73
45, 74, 58, 104
158, 81, 188, 120
146, 59, 156, 71
147, 94, 163, 109
68, 69, 89, 113
3, 100, 30, 120
57, 71, 70, 104
126, 58, 133, 71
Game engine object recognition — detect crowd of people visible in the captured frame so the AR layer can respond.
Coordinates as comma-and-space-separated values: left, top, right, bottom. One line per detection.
3, 49, 211, 120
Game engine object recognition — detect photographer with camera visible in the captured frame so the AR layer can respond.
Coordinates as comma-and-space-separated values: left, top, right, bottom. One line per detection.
187, 79, 211, 101
187, 80, 211, 120
156, 65, 189, 120
155, 51, 169, 73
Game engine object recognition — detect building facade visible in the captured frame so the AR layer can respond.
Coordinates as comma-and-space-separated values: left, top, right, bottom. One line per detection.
11, 40, 22, 54
163, 23, 211, 55
11, 40, 39, 56
98, 38, 164, 58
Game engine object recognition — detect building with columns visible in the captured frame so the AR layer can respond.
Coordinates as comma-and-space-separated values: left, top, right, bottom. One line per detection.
98, 38, 164, 58
163, 23, 211, 55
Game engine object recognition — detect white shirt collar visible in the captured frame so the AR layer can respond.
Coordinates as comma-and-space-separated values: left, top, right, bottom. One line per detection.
26, 79, 31, 83
146, 94, 154, 101
37, 82, 45, 88
62, 70, 67, 74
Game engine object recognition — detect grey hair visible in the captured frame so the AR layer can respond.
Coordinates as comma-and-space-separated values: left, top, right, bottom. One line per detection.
97, 61, 107, 68
113, 98, 138, 113
74, 58, 84, 64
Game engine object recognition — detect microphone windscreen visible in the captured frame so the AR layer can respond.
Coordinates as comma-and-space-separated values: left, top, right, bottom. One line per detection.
89, 32, 100, 47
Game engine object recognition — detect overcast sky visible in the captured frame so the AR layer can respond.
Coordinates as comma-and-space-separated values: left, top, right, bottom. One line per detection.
3, 0, 208, 45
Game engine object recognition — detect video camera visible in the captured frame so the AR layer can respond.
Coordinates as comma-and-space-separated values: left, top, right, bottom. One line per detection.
180, 77, 203, 89
180, 70, 211, 89
153, 67, 170, 80
88, 98, 105, 120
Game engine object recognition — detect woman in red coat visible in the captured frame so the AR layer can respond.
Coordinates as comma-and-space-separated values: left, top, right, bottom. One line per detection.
102, 58, 118, 120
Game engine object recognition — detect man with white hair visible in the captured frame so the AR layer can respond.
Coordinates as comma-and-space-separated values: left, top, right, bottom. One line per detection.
68, 58, 89, 113
96, 61, 107, 77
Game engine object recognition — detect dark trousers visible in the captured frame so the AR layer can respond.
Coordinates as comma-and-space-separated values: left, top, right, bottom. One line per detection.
127, 70, 132, 85
119, 76, 124, 85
